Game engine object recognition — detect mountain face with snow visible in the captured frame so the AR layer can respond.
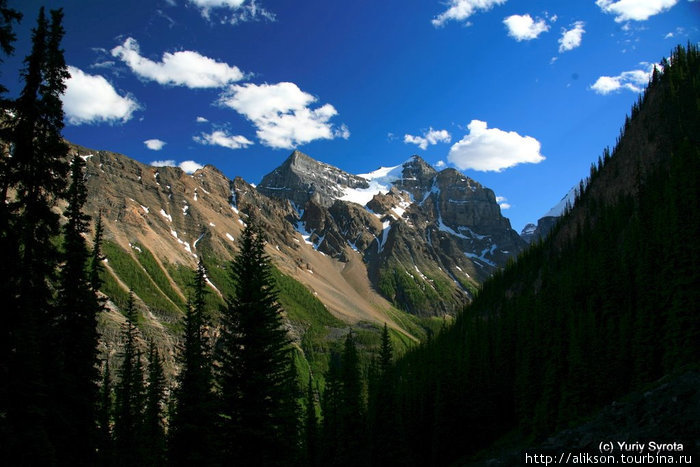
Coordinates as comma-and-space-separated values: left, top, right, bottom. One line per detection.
522, 183, 581, 243
257, 150, 371, 208
78, 144, 526, 356
257, 152, 526, 315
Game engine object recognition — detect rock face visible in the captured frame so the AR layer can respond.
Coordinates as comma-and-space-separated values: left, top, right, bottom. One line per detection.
79, 141, 525, 320
259, 153, 527, 315
257, 150, 369, 208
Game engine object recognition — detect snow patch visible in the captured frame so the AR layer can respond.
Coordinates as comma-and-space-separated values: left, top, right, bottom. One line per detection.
226, 233, 234, 242
80, 154, 93, 161
160, 209, 172, 222
140, 205, 149, 214
544, 183, 583, 218
193, 232, 205, 248
377, 220, 391, 253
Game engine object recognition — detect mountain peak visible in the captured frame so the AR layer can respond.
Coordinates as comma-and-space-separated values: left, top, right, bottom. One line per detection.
258, 151, 369, 208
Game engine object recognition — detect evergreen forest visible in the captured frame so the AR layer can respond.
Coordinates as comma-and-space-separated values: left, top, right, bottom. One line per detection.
1, 4, 697, 466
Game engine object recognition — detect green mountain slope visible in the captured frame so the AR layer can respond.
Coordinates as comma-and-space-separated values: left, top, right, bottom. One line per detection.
386, 44, 699, 466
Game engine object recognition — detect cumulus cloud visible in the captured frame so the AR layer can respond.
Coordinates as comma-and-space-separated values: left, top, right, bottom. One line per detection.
447, 120, 545, 172
111, 37, 246, 88
432, 0, 507, 27
496, 196, 511, 210
558, 21, 585, 52
595, 0, 678, 22
62, 66, 140, 125
218, 82, 349, 149
503, 14, 549, 41
193, 130, 254, 149
150, 159, 205, 174
189, 0, 275, 24
590, 63, 658, 94
144, 139, 166, 151
196, 116, 209, 123
179, 160, 205, 173
403, 128, 452, 150
150, 160, 176, 167
435, 160, 446, 168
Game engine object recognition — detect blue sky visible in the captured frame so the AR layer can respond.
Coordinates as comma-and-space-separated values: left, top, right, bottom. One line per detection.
4, 0, 699, 231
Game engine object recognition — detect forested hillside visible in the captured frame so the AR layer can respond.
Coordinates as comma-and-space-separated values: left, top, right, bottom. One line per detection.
1, 3, 697, 464
372, 43, 699, 465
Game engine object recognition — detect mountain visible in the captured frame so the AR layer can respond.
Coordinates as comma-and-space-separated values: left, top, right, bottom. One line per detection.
521, 184, 580, 243
258, 151, 526, 315
73, 142, 524, 375
382, 44, 700, 466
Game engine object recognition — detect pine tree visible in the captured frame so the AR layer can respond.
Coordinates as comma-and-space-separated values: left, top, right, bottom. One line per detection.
114, 292, 145, 466
216, 217, 296, 466
4, 8, 69, 462
304, 374, 319, 467
170, 259, 217, 466
338, 331, 366, 467
0, 0, 21, 449
53, 154, 100, 464
90, 211, 105, 292
320, 352, 342, 465
369, 323, 408, 466
144, 342, 167, 467
98, 361, 114, 467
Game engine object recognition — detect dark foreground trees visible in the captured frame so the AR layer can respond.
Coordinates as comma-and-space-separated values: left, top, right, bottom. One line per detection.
1, 7, 103, 465
216, 218, 300, 466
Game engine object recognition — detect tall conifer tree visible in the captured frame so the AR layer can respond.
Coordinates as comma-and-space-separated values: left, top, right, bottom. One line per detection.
114, 292, 145, 465
4, 8, 69, 462
144, 342, 167, 467
216, 216, 296, 466
170, 259, 216, 466
53, 154, 100, 464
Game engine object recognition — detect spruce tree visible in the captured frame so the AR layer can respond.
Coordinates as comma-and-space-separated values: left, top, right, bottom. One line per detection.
170, 259, 216, 466
304, 374, 319, 467
114, 292, 145, 466
97, 361, 114, 467
338, 331, 366, 467
216, 217, 296, 466
4, 8, 69, 462
54, 154, 100, 464
0, 0, 21, 449
320, 352, 342, 465
144, 342, 167, 467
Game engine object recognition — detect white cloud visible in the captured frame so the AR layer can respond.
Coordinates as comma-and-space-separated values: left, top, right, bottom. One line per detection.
404, 128, 452, 150
189, 0, 275, 23
111, 37, 246, 88
447, 120, 545, 172
595, 0, 678, 22
150, 160, 177, 167
179, 161, 204, 174
496, 196, 511, 210
62, 66, 139, 125
558, 21, 585, 52
219, 82, 349, 149
435, 160, 446, 168
196, 116, 209, 123
432, 0, 508, 27
193, 130, 254, 149
503, 14, 549, 41
144, 139, 166, 150
590, 64, 658, 94
150, 159, 205, 174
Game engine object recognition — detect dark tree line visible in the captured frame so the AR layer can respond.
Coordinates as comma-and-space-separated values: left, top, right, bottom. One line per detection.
0, 5, 105, 465
356, 43, 699, 466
